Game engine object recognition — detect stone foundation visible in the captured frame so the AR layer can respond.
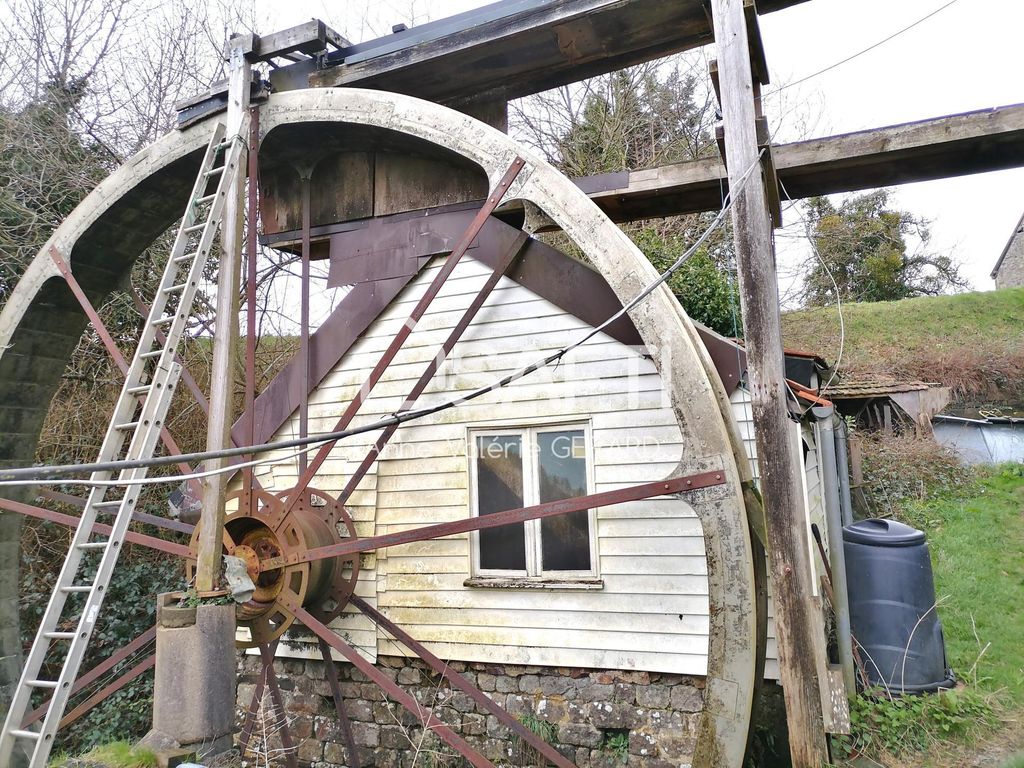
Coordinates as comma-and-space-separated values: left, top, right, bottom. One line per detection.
236, 654, 704, 768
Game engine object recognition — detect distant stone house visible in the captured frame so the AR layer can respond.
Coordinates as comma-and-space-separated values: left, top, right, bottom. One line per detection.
991, 209, 1024, 288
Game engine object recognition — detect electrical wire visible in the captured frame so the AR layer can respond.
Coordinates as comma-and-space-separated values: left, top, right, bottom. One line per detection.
767, 0, 962, 97
776, 177, 846, 409
0, 150, 767, 489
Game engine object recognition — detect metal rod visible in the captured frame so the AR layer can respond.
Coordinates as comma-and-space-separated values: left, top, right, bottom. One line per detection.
260, 472, 723, 571
23, 626, 157, 727
317, 638, 360, 768
289, 605, 495, 768
244, 106, 261, 511
834, 417, 855, 527
0, 497, 191, 558
260, 642, 298, 768
57, 654, 155, 729
37, 489, 195, 535
339, 230, 530, 504
49, 247, 197, 487
351, 595, 576, 768
814, 407, 856, 695
299, 173, 312, 474
281, 157, 526, 516
129, 288, 211, 416
238, 640, 277, 758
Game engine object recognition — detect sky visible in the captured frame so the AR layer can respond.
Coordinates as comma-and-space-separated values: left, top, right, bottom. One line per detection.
248, 0, 1024, 293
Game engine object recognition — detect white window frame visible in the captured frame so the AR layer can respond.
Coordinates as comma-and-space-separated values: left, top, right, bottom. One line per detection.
467, 422, 599, 582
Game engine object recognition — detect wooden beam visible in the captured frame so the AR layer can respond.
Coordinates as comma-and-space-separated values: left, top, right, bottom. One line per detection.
295, 0, 807, 102
710, 1, 829, 765
195, 36, 251, 593
566, 102, 1024, 225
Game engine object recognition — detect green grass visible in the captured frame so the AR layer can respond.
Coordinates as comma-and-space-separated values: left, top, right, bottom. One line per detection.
898, 464, 1024, 706
781, 288, 1024, 399
49, 740, 157, 768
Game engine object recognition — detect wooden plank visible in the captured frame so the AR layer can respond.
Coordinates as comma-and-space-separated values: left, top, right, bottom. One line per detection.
711, 0, 829, 764
572, 103, 1024, 226
299, 0, 805, 102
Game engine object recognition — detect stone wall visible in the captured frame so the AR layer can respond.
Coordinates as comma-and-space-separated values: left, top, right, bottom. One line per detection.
236, 654, 705, 768
994, 219, 1024, 289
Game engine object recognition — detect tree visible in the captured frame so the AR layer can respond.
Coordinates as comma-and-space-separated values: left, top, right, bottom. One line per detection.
511, 57, 743, 335
802, 190, 968, 306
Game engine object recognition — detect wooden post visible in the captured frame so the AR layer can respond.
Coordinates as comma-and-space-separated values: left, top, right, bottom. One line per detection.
196, 35, 251, 592
709, 1, 830, 765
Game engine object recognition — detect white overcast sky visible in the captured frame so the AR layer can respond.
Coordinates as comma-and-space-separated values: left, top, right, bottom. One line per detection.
253, 0, 1024, 292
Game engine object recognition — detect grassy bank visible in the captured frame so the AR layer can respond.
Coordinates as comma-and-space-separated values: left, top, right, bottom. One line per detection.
838, 463, 1024, 766
782, 288, 1024, 401
902, 464, 1024, 706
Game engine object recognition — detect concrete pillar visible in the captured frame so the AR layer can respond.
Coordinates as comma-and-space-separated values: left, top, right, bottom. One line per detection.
145, 593, 237, 762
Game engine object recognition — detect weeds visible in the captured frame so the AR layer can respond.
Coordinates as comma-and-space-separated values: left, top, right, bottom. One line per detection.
832, 688, 998, 760
49, 740, 157, 767
859, 434, 970, 516
600, 729, 629, 763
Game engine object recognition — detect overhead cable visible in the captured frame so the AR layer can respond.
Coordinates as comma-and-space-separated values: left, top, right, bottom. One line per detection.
0, 150, 765, 488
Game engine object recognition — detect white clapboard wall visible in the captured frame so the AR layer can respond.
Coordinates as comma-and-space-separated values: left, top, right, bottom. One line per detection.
260, 254, 830, 678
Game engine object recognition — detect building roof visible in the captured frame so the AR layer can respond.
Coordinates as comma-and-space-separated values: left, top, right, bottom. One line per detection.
822, 377, 930, 400
991, 207, 1024, 279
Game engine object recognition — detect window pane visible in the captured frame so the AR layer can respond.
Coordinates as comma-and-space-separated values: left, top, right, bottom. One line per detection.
476, 435, 527, 571
538, 430, 591, 571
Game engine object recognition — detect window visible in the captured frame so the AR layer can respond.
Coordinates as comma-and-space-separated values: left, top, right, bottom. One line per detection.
469, 425, 597, 581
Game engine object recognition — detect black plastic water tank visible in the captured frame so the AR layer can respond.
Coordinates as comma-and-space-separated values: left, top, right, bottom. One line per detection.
843, 518, 955, 693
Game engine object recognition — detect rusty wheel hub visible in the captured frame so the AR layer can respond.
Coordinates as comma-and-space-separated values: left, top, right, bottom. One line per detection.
188, 486, 360, 647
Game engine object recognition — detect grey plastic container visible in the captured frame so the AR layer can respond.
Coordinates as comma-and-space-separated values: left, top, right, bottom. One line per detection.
842, 518, 955, 693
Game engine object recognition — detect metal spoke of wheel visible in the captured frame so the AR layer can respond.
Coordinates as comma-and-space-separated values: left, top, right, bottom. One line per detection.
260, 642, 298, 768
49, 247, 198, 489
0, 497, 192, 558
23, 625, 157, 728
238, 640, 278, 758
289, 604, 496, 768
318, 637, 360, 768
58, 655, 155, 729
260, 472, 726, 571
281, 157, 526, 516
338, 230, 531, 505
351, 595, 576, 768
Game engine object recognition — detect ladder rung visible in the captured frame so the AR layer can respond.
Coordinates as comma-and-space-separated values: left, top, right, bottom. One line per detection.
77, 542, 108, 551
92, 500, 122, 508
204, 166, 225, 177
44, 631, 76, 640
173, 251, 199, 264
60, 586, 92, 593
140, 350, 163, 360
151, 316, 175, 327
114, 421, 139, 431
8, 729, 40, 741
183, 222, 208, 234
214, 139, 232, 151
195, 193, 217, 205
26, 679, 58, 689
162, 283, 187, 295
127, 384, 151, 395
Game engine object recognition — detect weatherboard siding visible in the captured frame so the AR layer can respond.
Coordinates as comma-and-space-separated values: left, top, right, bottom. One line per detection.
263, 255, 829, 679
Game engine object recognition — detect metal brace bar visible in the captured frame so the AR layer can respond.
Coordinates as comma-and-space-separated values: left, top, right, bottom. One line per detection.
281, 157, 527, 516
261, 472, 724, 571
338, 230, 531, 505
351, 595, 576, 768
0, 497, 191, 558
289, 604, 495, 768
